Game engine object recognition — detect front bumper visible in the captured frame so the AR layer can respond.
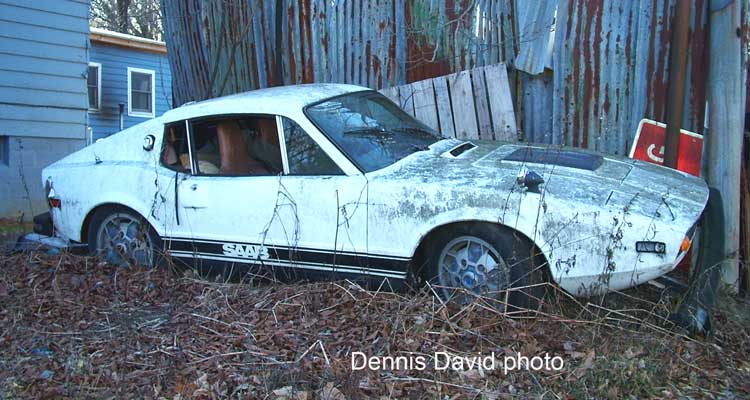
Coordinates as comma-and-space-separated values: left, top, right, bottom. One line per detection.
557, 260, 679, 297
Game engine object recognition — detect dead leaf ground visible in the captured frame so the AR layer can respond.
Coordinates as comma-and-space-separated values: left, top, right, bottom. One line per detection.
0, 252, 748, 399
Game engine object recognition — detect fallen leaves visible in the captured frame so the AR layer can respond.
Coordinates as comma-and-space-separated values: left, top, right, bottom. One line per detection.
0, 252, 748, 398
571, 350, 596, 379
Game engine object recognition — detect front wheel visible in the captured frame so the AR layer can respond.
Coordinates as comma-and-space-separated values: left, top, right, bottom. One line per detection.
425, 223, 544, 311
87, 207, 161, 267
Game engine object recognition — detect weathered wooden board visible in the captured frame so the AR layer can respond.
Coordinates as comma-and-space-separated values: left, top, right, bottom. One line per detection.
398, 83, 416, 117
485, 63, 517, 141
412, 79, 439, 132
448, 70, 479, 140
380, 86, 400, 105
471, 67, 493, 139
380, 63, 516, 140
433, 76, 455, 138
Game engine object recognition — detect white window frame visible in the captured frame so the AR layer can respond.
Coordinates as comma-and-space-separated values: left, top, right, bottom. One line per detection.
127, 66, 156, 118
87, 62, 102, 112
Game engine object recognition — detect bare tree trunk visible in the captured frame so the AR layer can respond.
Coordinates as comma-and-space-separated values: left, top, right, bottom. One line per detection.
275, 0, 283, 83
160, 0, 506, 105
161, 0, 212, 105
116, 0, 131, 32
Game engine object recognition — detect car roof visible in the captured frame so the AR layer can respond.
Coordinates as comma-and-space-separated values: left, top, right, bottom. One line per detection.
160, 83, 370, 123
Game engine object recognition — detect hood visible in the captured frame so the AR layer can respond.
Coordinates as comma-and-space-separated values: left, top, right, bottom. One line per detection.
370, 139, 709, 216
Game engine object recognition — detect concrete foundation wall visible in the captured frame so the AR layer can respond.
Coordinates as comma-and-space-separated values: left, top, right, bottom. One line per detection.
0, 136, 85, 220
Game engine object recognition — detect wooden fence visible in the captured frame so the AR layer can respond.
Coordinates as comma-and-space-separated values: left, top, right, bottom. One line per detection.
379, 63, 517, 141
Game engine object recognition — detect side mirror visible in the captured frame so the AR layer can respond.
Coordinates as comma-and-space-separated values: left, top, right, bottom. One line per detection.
517, 169, 544, 193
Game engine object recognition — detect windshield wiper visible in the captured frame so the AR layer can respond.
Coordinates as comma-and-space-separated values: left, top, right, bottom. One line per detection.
344, 127, 389, 136
409, 144, 431, 152
391, 126, 438, 137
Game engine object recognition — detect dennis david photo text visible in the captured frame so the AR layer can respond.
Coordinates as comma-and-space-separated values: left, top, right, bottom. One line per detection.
351, 351, 565, 375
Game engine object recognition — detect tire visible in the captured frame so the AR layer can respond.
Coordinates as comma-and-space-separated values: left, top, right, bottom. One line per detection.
87, 206, 162, 268
424, 223, 544, 312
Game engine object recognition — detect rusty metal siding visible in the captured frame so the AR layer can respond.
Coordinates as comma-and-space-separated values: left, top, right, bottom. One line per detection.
519, 72, 554, 143
405, 0, 517, 82
162, 0, 712, 160
163, 0, 520, 106
551, 0, 708, 156
514, 0, 557, 75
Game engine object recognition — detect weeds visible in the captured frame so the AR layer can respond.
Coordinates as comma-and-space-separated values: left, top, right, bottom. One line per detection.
0, 252, 748, 398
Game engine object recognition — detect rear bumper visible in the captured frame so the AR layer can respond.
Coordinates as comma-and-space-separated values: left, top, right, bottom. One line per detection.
32, 212, 53, 236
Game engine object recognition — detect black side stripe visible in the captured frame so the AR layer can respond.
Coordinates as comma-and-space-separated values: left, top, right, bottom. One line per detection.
168, 251, 407, 279
163, 237, 411, 274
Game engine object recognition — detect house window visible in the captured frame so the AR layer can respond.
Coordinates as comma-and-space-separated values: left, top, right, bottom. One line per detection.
127, 67, 155, 118
0, 136, 9, 166
87, 62, 101, 111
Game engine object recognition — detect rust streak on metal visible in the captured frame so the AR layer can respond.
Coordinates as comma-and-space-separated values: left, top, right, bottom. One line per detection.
653, 0, 672, 120
689, 0, 708, 128
571, 0, 583, 147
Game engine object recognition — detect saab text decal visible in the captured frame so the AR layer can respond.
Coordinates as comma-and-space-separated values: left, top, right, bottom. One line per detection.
222, 243, 270, 259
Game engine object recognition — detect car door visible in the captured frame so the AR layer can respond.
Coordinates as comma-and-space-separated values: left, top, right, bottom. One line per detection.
152, 119, 201, 245
165, 113, 373, 281
272, 116, 408, 282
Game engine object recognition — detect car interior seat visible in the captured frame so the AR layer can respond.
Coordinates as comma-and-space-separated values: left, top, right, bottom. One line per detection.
216, 120, 256, 175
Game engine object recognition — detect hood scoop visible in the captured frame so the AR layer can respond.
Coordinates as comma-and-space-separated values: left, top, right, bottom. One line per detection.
443, 142, 477, 158
503, 147, 603, 171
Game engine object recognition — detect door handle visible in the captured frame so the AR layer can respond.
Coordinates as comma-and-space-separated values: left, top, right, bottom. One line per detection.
180, 182, 208, 208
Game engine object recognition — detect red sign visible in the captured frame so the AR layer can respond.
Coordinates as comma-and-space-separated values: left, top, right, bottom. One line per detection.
629, 119, 703, 176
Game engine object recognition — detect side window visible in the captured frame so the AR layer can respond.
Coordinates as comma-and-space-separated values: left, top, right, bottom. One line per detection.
191, 116, 283, 176
161, 122, 191, 172
282, 117, 343, 175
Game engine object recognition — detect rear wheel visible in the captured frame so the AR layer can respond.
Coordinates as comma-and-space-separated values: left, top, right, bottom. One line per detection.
87, 206, 161, 267
425, 223, 543, 311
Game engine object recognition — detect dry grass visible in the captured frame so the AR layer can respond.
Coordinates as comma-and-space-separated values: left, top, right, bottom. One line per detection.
0, 252, 748, 399
0, 219, 31, 252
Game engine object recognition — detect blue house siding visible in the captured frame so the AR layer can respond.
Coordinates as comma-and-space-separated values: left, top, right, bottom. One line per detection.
89, 42, 172, 140
0, 0, 89, 219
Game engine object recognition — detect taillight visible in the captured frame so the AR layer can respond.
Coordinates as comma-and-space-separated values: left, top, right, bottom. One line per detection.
47, 185, 60, 209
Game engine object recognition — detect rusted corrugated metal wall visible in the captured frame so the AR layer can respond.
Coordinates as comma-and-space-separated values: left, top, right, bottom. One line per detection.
405, 0, 517, 81
551, 0, 708, 155
162, 0, 711, 158
161, 0, 518, 105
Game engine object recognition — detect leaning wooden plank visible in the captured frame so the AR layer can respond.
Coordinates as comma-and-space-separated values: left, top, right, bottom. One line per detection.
433, 76, 455, 137
448, 70, 479, 140
471, 67, 493, 139
398, 83, 416, 117
485, 63, 517, 141
412, 79, 439, 131
379, 85, 400, 105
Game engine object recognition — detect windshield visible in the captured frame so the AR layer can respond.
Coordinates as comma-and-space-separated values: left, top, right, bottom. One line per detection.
305, 91, 441, 172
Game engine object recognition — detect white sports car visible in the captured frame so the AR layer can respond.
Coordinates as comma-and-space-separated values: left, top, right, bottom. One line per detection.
39, 84, 708, 304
